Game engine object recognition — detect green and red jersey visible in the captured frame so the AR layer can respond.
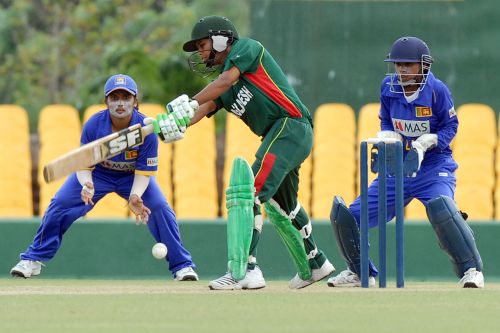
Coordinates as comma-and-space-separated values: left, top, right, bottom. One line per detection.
214, 38, 312, 136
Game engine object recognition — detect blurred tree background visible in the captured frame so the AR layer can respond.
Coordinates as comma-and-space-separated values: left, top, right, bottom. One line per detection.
0, 0, 249, 131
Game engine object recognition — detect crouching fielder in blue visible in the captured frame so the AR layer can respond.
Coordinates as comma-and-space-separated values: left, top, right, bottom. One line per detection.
10, 74, 197, 281
328, 37, 484, 288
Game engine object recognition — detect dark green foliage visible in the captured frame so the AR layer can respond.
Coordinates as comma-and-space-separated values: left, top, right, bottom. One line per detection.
0, 0, 249, 131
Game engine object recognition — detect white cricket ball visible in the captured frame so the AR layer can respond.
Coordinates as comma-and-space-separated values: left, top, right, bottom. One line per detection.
152, 242, 168, 259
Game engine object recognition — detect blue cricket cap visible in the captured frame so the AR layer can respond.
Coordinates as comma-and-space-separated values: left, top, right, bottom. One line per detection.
104, 74, 138, 97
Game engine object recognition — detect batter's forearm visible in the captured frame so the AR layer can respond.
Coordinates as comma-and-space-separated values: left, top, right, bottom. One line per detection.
192, 66, 240, 105
188, 102, 215, 126
193, 79, 232, 105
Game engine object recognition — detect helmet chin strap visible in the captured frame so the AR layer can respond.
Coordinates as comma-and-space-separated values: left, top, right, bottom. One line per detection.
205, 50, 217, 68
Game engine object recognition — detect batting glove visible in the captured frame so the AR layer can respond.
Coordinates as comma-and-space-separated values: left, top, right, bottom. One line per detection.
166, 94, 199, 132
153, 113, 185, 143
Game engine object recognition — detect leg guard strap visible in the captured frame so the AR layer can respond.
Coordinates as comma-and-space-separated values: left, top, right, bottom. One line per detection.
307, 246, 318, 260
254, 207, 264, 232
299, 221, 313, 239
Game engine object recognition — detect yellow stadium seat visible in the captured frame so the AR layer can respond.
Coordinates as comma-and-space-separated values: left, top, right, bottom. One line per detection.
356, 103, 381, 195
138, 103, 164, 119
87, 193, 128, 219
222, 114, 261, 218
496, 117, 500, 219
454, 104, 496, 220
173, 117, 218, 219
405, 199, 427, 221
312, 104, 356, 219
38, 105, 81, 215
298, 155, 312, 216
82, 104, 107, 123
0, 105, 33, 217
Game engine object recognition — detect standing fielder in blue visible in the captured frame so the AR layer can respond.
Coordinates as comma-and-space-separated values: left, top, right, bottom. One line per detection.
328, 37, 484, 288
10, 74, 198, 281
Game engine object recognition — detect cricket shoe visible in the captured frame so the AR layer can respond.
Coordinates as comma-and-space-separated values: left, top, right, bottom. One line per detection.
289, 259, 335, 289
326, 269, 376, 287
209, 266, 266, 290
460, 268, 484, 288
174, 266, 199, 281
10, 260, 43, 278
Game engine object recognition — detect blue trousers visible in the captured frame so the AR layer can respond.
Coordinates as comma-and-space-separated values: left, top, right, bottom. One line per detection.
21, 172, 194, 276
349, 162, 457, 276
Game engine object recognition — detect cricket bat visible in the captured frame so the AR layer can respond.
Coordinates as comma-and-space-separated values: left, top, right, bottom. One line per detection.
43, 123, 154, 183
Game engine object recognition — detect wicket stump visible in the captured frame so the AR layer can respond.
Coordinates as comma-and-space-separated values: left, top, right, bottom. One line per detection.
360, 138, 404, 288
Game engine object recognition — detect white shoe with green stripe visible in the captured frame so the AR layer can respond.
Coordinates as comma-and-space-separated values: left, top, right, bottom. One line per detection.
209, 266, 266, 290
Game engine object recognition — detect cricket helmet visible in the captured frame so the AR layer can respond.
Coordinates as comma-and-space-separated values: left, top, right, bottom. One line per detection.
183, 15, 239, 52
385, 36, 433, 66
384, 37, 433, 93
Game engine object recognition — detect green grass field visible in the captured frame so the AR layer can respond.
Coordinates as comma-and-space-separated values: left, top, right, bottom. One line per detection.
1, 279, 499, 333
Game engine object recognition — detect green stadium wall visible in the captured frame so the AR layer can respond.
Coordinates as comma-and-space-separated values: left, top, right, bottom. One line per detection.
1, 219, 499, 281
249, 0, 500, 115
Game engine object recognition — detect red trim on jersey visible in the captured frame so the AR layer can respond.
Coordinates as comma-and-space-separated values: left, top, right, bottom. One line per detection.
255, 152, 277, 195
244, 64, 302, 118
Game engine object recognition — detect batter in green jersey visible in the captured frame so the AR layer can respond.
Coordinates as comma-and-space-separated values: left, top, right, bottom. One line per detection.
154, 15, 335, 290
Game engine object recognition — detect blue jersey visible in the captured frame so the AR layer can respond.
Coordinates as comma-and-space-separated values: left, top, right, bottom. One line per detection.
81, 109, 158, 177
380, 72, 458, 169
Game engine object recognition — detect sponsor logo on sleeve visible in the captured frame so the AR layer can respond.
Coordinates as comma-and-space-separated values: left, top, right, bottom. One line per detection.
448, 107, 457, 118
147, 157, 158, 167
415, 107, 432, 117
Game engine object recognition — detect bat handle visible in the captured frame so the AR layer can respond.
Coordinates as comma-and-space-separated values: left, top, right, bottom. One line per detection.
142, 123, 155, 136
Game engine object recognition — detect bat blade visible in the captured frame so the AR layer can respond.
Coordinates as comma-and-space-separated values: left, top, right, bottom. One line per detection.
43, 123, 154, 183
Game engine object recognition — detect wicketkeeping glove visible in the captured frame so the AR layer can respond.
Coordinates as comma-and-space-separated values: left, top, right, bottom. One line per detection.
166, 94, 199, 132
371, 131, 403, 175
371, 144, 399, 175
403, 133, 438, 177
